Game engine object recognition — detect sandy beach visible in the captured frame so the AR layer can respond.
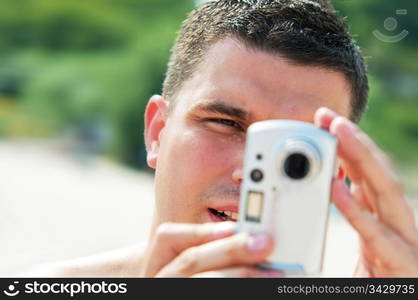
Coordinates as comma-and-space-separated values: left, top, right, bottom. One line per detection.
0, 139, 368, 277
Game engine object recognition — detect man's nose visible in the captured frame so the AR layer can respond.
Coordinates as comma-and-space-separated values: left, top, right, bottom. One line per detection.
232, 168, 243, 184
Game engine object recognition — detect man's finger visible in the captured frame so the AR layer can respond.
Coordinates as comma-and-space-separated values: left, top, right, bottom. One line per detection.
332, 178, 414, 267
316, 107, 417, 242
155, 232, 274, 277
350, 182, 375, 213
145, 222, 237, 277
330, 116, 417, 241
314, 106, 338, 130
316, 107, 400, 196
191, 266, 284, 278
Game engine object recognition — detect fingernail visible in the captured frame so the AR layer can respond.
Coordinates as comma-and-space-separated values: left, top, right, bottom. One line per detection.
212, 222, 237, 238
331, 116, 352, 136
317, 107, 336, 115
261, 270, 284, 278
247, 233, 270, 253
338, 116, 358, 130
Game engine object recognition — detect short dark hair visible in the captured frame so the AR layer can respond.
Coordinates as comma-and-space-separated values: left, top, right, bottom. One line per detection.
163, 0, 368, 122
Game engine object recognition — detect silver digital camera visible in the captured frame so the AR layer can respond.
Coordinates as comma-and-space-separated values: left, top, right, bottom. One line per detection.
237, 120, 337, 276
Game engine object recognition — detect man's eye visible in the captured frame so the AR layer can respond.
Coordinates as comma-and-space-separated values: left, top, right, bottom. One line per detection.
207, 118, 242, 130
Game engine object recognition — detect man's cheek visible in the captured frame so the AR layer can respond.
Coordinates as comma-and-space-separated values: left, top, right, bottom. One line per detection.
172, 132, 232, 178
190, 134, 234, 168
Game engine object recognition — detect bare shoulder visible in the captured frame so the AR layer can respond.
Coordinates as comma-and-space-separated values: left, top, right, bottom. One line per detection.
15, 243, 147, 277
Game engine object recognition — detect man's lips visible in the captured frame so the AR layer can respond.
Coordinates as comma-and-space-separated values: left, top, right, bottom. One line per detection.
208, 206, 239, 222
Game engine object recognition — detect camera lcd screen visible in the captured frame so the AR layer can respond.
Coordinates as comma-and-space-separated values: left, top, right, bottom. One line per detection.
245, 191, 264, 222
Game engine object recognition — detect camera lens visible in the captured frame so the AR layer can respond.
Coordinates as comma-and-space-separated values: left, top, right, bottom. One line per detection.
284, 153, 310, 179
250, 169, 263, 182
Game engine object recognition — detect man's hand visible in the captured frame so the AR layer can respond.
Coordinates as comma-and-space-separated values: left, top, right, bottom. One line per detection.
140, 222, 282, 277
315, 107, 418, 277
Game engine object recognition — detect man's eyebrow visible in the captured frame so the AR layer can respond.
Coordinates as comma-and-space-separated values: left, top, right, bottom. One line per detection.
190, 100, 253, 121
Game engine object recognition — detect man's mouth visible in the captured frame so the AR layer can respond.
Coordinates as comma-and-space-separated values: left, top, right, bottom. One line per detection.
208, 208, 238, 222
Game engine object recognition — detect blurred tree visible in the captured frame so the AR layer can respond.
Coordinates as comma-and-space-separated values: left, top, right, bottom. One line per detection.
0, 0, 194, 168
334, 0, 418, 163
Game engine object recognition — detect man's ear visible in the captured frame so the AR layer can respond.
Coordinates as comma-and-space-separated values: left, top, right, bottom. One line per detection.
144, 95, 169, 169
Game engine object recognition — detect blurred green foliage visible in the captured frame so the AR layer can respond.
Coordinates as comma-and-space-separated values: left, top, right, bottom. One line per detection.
333, 0, 418, 164
0, 0, 194, 167
0, 0, 417, 168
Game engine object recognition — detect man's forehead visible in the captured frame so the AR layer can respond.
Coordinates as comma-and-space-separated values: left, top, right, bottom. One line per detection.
174, 38, 352, 120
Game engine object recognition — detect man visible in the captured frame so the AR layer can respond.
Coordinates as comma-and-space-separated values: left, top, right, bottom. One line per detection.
26, 0, 418, 277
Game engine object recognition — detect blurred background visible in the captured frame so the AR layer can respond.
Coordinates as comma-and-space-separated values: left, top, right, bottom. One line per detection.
0, 0, 417, 277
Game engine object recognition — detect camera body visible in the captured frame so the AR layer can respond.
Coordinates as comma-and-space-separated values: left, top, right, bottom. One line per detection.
237, 120, 337, 275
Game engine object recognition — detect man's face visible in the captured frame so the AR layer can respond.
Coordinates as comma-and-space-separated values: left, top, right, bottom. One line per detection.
146, 38, 351, 228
